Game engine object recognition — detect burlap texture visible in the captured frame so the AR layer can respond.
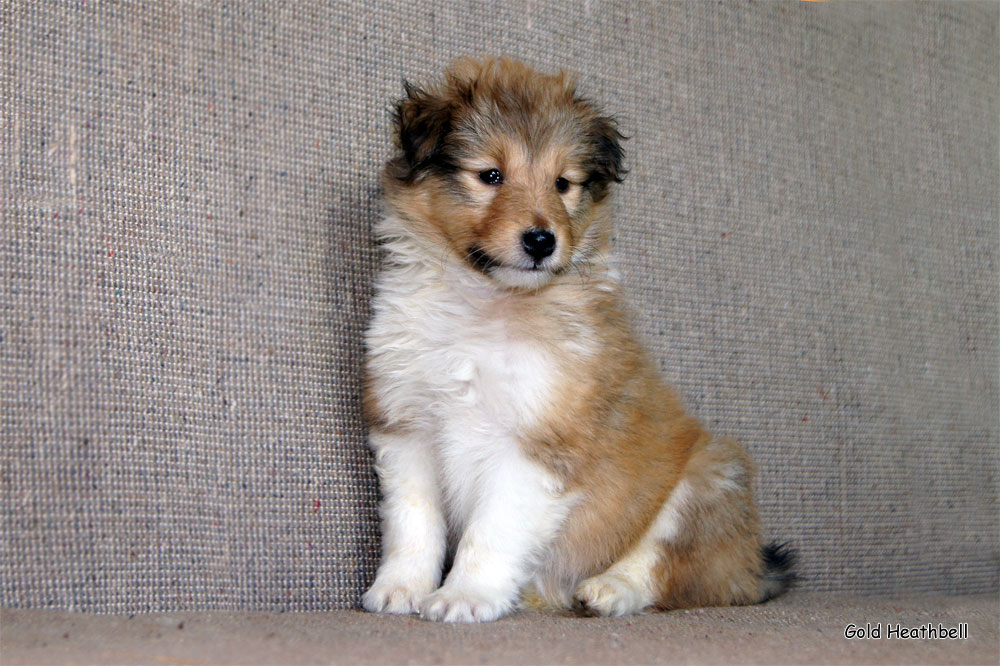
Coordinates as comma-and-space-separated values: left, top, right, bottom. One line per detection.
1, 1, 996, 611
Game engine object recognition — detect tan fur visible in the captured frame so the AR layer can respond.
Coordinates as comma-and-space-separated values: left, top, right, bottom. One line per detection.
367, 57, 787, 617
653, 438, 764, 608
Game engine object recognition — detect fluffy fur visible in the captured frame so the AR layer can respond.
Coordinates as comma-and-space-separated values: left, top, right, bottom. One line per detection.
361, 57, 795, 623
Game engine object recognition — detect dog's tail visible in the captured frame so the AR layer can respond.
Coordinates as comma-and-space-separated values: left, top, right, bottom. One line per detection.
758, 541, 798, 602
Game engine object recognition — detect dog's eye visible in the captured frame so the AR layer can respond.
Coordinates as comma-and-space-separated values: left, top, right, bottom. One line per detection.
478, 169, 503, 186
555, 177, 570, 193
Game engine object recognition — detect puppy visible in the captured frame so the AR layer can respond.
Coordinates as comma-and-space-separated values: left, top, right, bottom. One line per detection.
361, 58, 794, 623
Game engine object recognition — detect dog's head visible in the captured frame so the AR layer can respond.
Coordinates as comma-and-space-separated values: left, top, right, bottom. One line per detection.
383, 58, 626, 290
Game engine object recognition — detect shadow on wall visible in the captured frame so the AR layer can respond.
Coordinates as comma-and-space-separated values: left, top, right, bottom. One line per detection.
322, 180, 383, 594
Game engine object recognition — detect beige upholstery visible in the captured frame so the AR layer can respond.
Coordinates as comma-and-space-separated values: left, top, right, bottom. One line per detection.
1, 1, 996, 612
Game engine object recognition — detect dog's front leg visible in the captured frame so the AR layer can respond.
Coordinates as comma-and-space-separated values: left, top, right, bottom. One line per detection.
420, 446, 568, 623
362, 428, 446, 614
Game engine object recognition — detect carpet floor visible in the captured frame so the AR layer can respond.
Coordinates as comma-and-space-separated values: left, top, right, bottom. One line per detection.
2, 592, 997, 665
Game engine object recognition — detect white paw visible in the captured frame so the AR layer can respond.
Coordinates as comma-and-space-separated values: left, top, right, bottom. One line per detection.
362, 575, 433, 615
419, 585, 511, 623
573, 573, 651, 617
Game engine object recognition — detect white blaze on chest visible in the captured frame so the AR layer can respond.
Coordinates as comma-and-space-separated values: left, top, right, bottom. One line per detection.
448, 321, 555, 428
369, 260, 559, 433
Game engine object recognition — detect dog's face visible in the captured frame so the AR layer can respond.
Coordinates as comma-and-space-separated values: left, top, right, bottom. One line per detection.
383, 58, 625, 289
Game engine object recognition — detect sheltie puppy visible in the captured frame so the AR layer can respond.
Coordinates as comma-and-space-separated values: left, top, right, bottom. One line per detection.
361, 57, 795, 623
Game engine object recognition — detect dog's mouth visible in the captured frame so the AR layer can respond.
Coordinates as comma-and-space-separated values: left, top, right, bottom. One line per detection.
466, 245, 554, 276
467, 246, 502, 273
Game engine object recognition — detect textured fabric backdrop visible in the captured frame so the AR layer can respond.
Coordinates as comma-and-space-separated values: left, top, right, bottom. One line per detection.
1, 1, 997, 612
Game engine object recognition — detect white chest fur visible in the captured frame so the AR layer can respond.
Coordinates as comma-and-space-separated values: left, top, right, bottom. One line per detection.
366, 256, 557, 439
364, 245, 579, 622
363, 227, 597, 622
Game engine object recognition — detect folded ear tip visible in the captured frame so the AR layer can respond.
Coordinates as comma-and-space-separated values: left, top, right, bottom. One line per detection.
389, 80, 451, 182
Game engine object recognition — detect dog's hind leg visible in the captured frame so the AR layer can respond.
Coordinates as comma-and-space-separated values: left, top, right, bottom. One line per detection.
574, 437, 788, 615
572, 475, 691, 616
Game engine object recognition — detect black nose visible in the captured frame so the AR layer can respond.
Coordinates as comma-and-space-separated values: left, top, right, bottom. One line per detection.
521, 229, 556, 261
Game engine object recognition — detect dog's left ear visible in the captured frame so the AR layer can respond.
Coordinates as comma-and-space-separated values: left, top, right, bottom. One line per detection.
388, 80, 452, 182
585, 115, 627, 201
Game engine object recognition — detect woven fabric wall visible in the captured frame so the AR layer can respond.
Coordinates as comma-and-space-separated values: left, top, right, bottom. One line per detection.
1, 1, 996, 611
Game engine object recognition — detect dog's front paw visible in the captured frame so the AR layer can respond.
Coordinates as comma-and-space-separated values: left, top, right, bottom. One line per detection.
419, 585, 511, 623
573, 573, 651, 617
362, 575, 434, 615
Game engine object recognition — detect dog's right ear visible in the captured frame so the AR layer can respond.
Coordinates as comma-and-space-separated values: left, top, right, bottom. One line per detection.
388, 80, 452, 182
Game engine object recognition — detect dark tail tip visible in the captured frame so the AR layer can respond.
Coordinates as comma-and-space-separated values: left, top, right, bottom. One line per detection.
759, 541, 798, 602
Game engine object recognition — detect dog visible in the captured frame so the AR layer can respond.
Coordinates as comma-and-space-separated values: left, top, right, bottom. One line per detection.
361, 57, 795, 623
